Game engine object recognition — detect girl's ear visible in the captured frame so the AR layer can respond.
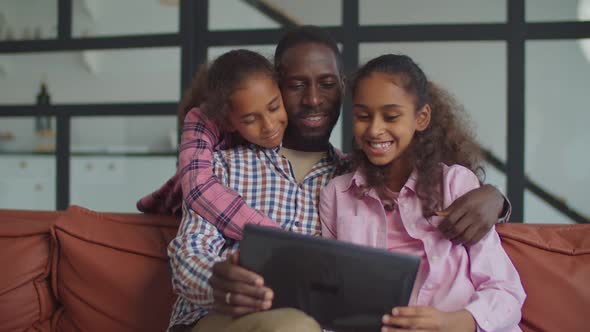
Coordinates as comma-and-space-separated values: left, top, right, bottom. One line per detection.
416, 104, 431, 132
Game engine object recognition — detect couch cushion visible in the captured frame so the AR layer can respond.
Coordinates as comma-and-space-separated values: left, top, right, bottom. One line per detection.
498, 223, 590, 332
51, 205, 180, 332
0, 210, 61, 332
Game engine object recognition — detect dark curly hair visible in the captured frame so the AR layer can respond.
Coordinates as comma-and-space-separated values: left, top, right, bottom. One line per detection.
351, 54, 484, 216
177, 49, 277, 129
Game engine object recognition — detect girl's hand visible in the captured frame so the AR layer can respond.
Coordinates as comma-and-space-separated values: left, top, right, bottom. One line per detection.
209, 252, 274, 317
381, 306, 475, 332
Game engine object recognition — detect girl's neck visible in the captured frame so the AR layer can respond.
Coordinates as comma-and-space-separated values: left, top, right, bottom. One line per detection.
382, 157, 414, 193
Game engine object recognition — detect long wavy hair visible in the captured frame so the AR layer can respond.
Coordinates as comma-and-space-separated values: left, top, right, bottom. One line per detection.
351, 54, 484, 216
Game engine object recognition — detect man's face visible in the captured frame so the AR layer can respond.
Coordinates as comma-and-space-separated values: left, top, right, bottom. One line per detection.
278, 42, 344, 151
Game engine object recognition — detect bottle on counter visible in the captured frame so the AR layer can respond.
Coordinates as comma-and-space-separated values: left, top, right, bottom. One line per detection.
35, 80, 55, 152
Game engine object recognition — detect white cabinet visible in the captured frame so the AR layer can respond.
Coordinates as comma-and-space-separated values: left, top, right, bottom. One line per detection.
0, 156, 56, 210
70, 156, 176, 212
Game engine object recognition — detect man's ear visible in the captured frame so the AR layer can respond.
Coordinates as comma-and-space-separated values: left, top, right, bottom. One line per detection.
340, 75, 347, 96
416, 104, 431, 132
224, 121, 237, 133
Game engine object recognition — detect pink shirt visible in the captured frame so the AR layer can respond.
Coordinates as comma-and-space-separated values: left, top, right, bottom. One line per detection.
319, 164, 525, 332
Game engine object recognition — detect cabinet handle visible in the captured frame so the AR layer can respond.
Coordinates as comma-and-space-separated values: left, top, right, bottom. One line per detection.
85, 163, 93, 171
34, 184, 43, 192
108, 163, 116, 171
19, 160, 28, 169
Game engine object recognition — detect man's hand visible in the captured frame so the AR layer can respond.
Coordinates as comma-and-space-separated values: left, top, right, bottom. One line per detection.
381, 306, 475, 332
209, 252, 273, 317
436, 184, 505, 246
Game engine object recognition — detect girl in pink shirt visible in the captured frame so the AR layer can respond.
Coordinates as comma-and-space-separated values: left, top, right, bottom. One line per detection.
319, 54, 525, 332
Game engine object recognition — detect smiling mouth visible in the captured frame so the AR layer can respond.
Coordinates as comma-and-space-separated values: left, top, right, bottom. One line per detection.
262, 130, 282, 141
365, 140, 393, 153
301, 114, 329, 127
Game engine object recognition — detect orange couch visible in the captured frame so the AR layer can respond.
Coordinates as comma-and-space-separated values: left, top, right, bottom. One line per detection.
0, 206, 589, 332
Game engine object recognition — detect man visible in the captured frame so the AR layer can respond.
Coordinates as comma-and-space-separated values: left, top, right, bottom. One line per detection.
150, 26, 508, 331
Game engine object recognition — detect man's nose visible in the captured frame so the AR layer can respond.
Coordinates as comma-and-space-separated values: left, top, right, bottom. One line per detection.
302, 86, 322, 107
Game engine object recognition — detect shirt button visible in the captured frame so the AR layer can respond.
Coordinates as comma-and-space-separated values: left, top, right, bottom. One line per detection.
424, 284, 432, 290
294, 222, 300, 227
432, 255, 440, 261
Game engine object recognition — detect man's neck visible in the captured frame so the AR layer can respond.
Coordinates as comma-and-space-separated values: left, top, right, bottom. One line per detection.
282, 137, 330, 153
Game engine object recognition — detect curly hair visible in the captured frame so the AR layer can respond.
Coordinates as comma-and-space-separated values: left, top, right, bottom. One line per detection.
351, 54, 484, 216
177, 49, 277, 129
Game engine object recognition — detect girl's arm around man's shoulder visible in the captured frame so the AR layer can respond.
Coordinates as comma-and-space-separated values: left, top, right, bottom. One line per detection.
178, 107, 279, 240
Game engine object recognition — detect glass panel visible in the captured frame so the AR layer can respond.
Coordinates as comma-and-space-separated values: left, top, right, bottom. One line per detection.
207, 45, 344, 150
208, 0, 341, 30
0, 0, 57, 41
525, 39, 590, 223
71, 115, 177, 155
207, 44, 277, 61
359, 42, 507, 162
72, 0, 179, 37
0, 116, 56, 153
526, 0, 589, 22
0, 117, 56, 210
360, 0, 506, 25
483, 162, 507, 195
524, 190, 576, 224
70, 156, 176, 212
70, 115, 177, 212
0, 47, 180, 104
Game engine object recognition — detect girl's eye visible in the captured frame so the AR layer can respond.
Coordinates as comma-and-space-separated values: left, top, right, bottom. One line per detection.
354, 114, 370, 120
385, 116, 399, 122
269, 104, 280, 112
242, 117, 256, 125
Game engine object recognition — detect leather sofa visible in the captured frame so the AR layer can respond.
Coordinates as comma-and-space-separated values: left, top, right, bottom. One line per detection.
1, 205, 588, 332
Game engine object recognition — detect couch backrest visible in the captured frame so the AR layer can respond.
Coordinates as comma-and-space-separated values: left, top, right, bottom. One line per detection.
0, 210, 63, 332
51, 206, 180, 332
498, 223, 590, 332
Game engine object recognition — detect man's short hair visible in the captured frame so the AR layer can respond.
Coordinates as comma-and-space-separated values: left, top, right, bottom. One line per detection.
274, 25, 344, 77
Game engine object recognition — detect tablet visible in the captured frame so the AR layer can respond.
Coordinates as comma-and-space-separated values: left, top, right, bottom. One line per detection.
239, 224, 420, 331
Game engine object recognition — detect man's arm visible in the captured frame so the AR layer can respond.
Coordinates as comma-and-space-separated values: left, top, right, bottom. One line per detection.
178, 107, 279, 240
168, 204, 227, 307
437, 184, 510, 246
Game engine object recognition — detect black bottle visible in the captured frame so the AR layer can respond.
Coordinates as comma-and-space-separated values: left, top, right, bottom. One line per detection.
35, 82, 51, 132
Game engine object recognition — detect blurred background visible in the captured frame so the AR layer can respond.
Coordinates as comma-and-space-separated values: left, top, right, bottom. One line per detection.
0, 0, 588, 225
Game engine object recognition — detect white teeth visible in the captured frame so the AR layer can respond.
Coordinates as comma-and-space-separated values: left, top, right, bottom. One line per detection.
369, 142, 392, 149
307, 116, 323, 121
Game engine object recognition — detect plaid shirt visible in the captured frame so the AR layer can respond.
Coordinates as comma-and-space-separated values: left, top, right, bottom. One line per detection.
137, 107, 351, 239
167, 142, 347, 328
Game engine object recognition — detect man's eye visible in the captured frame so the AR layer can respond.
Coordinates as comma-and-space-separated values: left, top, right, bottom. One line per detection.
288, 83, 305, 89
385, 116, 399, 122
320, 82, 337, 89
354, 114, 369, 120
